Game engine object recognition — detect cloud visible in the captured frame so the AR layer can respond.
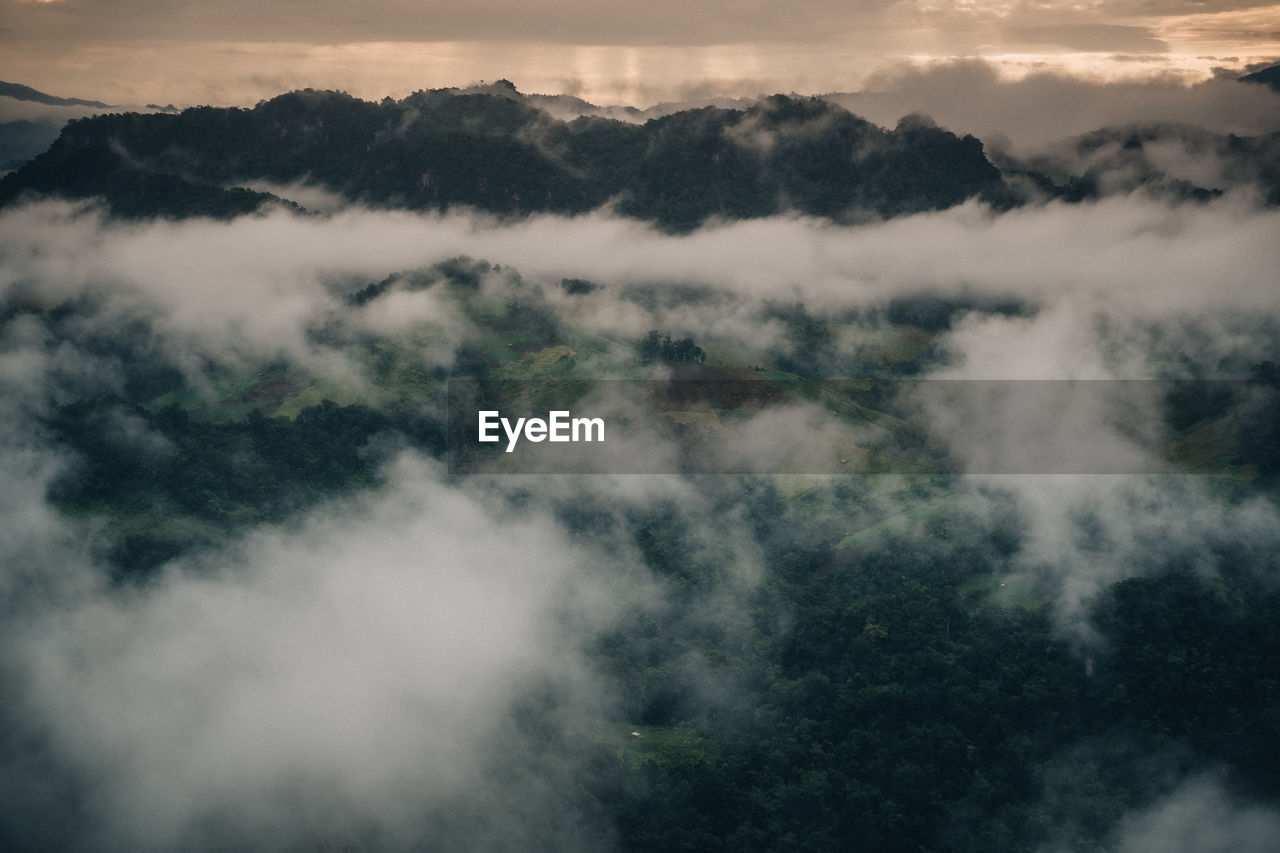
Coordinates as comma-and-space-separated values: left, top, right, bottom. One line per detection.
234, 179, 350, 214
1, 452, 634, 851
1103, 775, 1280, 853
5, 189, 1280, 415
831, 60, 1280, 149
0, 95, 106, 125
1003, 24, 1169, 54
0, 314, 107, 609
1, 0, 1277, 109
955, 475, 1280, 650
0, 210, 782, 846
0, 0, 899, 47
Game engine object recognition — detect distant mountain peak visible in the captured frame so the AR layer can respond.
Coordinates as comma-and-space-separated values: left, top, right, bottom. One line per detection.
0, 80, 111, 109
1240, 64, 1280, 92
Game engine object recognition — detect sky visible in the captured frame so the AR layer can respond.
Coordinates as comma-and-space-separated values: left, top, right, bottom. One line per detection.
1, 0, 1279, 106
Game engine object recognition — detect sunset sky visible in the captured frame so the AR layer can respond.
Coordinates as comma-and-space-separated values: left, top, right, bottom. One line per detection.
2, 0, 1279, 106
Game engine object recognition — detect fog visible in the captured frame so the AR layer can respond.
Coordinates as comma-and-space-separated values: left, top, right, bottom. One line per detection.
8, 457, 596, 847
1109, 776, 1280, 853
6, 193, 1278, 359
826, 60, 1280, 151
2, 179, 1279, 847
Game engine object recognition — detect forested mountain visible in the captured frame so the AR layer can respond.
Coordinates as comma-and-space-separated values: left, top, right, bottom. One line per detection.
0, 82, 113, 171
0, 80, 112, 109
0, 86, 1006, 228
9, 80, 1279, 228
1241, 64, 1280, 92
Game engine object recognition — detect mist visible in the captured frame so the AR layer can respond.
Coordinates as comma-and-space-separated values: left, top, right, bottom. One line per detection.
2, 160, 1279, 849
826, 61, 1280, 151
6, 192, 1278, 357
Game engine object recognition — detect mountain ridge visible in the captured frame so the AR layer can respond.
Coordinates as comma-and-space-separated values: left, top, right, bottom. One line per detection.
5, 78, 1279, 225
0, 80, 112, 109
1241, 63, 1280, 92
0, 84, 1007, 228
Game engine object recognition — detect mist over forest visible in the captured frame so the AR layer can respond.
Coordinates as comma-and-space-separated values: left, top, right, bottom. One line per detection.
2, 67, 1280, 852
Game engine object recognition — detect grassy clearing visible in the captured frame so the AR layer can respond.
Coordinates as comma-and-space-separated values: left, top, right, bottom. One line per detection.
835, 496, 952, 550
612, 724, 708, 770
956, 572, 1043, 613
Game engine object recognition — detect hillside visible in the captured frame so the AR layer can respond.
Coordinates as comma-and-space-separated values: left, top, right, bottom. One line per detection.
0, 86, 1006, 228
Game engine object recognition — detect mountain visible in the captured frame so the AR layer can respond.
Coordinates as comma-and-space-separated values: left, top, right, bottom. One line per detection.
1241, 64, 1280, 92
0, 85, 1007, 228
0, 81, 114, 171
0, 80, 112, 109
433, 78, 645, 122
0, 119, 63, 171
